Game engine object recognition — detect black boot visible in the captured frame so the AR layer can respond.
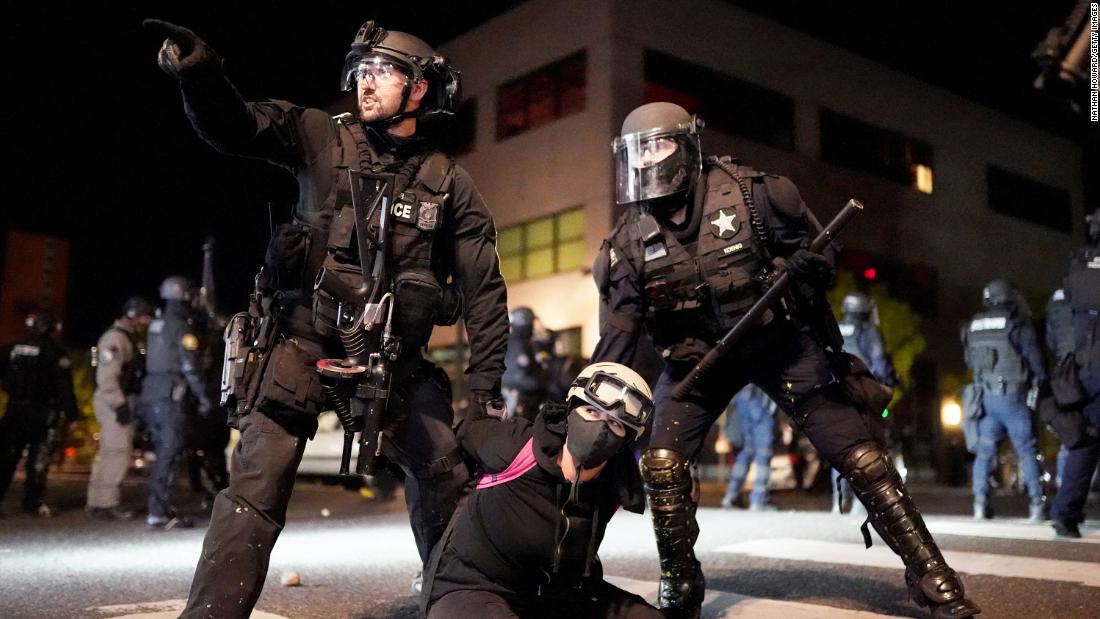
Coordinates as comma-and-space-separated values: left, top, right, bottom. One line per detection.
642, 448, 703, 619
842, 442, 981, 618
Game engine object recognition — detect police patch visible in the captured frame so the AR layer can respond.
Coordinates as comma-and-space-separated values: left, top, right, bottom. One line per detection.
644, 242, 668, 262
417, 202, 439, 231
12, 344, 40, 358
391, 201, 417, 224
181, 333, 200, 351
709, 208, 739, 239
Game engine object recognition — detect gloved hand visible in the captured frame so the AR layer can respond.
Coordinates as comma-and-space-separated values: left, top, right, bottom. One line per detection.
470, 390, 509, 420
114, 402, 133, 425
142, 19, 220, 80
773, 240, 833, 287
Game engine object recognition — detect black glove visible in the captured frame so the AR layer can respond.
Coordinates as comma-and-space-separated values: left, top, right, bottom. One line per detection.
774, 241, 833, 286
470, 390, 508, 420
142, 19, 220, 80
114, 402, 133, 425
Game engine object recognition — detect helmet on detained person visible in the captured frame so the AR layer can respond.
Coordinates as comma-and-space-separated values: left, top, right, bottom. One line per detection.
340, 21, 461, 121
566, 362, 654, 439
612, 102, 704, 205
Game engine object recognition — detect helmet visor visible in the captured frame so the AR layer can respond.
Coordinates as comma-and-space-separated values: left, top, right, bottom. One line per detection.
612, 129, 701, 205
571, 371, 653, 435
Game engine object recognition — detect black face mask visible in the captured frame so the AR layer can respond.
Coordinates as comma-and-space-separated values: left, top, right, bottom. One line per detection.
566, 411, 626, 470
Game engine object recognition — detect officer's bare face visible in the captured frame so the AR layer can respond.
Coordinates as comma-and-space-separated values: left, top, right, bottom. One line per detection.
356, 63, 416, 122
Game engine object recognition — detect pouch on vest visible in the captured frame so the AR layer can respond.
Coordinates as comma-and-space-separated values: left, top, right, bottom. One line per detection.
961, 383, 983, 454
265, 223, 313, 292
393, 269, 443, 347
835, 352, 892, 443
1038, 394, 1088, 448
255, 339, 325, 419
436, 281, 462, 326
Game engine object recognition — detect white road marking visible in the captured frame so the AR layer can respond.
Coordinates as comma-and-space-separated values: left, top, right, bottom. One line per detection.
924, 517, 1100, 544
716, 538, 1100, 587
608, 576, 903, 618
89, 598, 290, 618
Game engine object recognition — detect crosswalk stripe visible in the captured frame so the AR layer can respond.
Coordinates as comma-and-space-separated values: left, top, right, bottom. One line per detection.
607, 576, 903, 618
715, 538, 1100, 587
924, 517, 1100, 544
89, 599, 291, 619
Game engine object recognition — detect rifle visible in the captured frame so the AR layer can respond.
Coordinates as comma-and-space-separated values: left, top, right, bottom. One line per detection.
315, 171, 400, 476
671, 199, 864, 400
200, 236, 219, 324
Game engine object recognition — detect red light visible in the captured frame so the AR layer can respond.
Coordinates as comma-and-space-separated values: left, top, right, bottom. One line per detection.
863, 268, 877, 280
64, 447, 76, 459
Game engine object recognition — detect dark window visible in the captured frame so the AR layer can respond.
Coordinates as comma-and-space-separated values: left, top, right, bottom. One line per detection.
436, 98, 477, 156
496, 51, 587, 140
643, 50, 795, 151
987, 166, 1072, 232
837, 250, 939, 317
820, 110, 935, 193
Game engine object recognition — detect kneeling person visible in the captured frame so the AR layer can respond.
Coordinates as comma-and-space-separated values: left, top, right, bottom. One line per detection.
423, 363, 662, 618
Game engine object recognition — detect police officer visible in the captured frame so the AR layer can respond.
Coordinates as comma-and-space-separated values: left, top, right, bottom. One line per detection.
962, 279, 1047, 523
424, 363, 661, 618
720, 385, 777, 511
503, 307, 559, 420
832, 292, 898, 515
0, 309, 78, 517
1045, 288, 1074, 486
138, 276, 214, 529
592, 102, 979, 618
86, 297, 155, 520
1050, 208, 1100, 537
144, 18, 508, 617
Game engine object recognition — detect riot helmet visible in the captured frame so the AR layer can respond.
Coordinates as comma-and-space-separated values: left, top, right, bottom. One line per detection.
122, 296, 155, 320
613, 102, 703, 205
981, 279, 1015, 309
841, 291, 874, 317
24, 309, 58, 337
1087, 207, 1100, 244
509, 307, 536, 341
340, 21, 461, 122
159, 275, 196, 302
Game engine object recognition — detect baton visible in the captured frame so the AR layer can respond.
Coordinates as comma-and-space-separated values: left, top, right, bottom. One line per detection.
670, 199, 864, 400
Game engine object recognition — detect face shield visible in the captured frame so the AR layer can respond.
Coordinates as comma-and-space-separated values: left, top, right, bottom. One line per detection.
612, 126, 701, 205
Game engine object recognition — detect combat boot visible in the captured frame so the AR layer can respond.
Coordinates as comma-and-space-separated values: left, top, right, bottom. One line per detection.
657, 562, 704, 619
841, 442, 981, 618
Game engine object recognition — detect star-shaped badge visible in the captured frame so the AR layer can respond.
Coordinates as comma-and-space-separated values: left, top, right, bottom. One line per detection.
710, 208, 739, 239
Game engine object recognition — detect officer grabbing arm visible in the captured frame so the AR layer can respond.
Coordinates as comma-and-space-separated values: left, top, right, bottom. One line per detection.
146, 19, 508, 618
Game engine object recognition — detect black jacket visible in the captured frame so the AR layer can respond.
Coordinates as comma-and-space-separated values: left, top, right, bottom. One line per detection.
425, 411, 645, 609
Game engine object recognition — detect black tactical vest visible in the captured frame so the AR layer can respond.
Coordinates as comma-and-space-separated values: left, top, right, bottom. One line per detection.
2, 337, 53, 402
1046, 292, 1075, 360
309, 116, 456, 345
620, 161, 772, 348
966, 308, 1029, 391
839, 319, 869, 365
1065, 247, 1100, 312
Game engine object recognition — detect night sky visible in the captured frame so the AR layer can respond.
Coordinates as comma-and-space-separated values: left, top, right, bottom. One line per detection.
1, 0, 1085, 346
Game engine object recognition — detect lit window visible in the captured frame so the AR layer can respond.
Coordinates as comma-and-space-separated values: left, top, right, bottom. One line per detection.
914, 164, 934, 194
497, 51, 587, 140
497, 206, 587, 282
820, 109, 934, 193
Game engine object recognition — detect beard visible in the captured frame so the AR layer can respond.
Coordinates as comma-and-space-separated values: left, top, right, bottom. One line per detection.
358, 92, 403, 123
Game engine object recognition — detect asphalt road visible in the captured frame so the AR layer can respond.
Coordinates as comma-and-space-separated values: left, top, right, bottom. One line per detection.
1, 472, 1098, 618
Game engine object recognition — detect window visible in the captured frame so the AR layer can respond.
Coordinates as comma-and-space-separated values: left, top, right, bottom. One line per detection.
820, 110, 934, 193
498, 207, 586, 282
435, 98, 477, 156
497, 51, 587, 139
987, 166, 1072, 232
643, 50, 795, 151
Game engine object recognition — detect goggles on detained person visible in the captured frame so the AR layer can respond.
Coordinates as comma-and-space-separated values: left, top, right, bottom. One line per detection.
568, 371, 653, 436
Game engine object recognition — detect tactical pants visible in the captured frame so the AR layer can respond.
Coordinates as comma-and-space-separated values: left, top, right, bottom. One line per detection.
428, 581, 663, 619
185, 411, 230, 497
0, 404, 54, 511
181, 359, 468, 619
723, 404, 774, 507
86, 394, 134, 509
971, 393, 1044, 505
1051, 394, 1100, 525
145, 400, 187, 518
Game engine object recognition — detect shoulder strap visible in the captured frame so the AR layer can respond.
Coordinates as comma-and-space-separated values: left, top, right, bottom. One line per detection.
707, 156, 769, 251
476, 437, 538, 489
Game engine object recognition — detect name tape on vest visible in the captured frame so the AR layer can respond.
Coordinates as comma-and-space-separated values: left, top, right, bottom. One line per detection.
970, 316, 1008, 332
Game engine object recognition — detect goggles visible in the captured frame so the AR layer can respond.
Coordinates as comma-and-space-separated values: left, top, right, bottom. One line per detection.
569, 371, 653, 436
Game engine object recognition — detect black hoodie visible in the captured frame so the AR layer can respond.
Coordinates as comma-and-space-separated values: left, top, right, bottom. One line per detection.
424, 409, 645, 610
